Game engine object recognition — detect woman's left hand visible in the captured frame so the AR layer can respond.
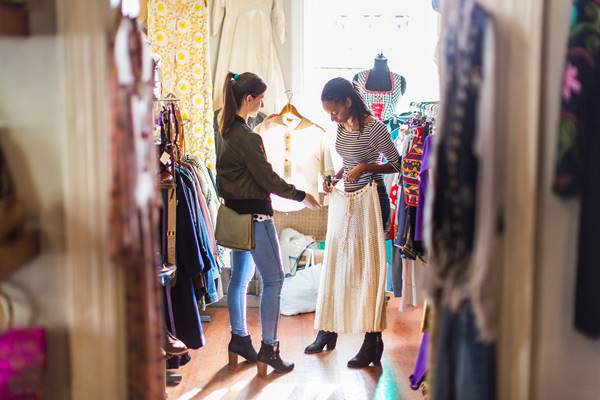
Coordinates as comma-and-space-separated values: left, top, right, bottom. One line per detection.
346, 163, 370, 183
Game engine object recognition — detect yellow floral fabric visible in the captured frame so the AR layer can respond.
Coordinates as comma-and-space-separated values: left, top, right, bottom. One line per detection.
147, 0, 215, 168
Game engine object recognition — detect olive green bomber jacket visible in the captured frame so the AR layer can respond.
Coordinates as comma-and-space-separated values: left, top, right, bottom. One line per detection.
216, 116, 305, 215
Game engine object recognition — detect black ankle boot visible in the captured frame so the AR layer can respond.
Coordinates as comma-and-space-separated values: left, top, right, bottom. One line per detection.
304, 330, 338, 354
347, 332, 384, 368
256, 341, 294, 376
228, 333, 258, 366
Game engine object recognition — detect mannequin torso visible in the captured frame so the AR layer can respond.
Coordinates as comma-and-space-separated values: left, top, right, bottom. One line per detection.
353, 54, 407, 121
364, 56, 393, 91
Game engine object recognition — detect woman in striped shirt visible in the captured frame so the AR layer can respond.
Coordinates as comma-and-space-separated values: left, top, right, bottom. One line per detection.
304, 78, 402, 368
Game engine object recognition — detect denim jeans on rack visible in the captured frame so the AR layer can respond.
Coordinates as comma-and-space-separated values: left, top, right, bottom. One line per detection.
433, 302, 496, 400
228, 220, 285, 345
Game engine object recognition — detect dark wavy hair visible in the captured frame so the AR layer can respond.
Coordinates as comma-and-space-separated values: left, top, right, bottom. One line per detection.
220, 72, 267, 135
321, 77, 371, 130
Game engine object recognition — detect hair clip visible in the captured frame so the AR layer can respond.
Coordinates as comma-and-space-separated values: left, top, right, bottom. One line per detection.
233, 73, 239, 81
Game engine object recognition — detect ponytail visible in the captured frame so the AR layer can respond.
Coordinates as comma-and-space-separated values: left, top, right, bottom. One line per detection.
219, 72, 267, 135
321, 77, 371, 130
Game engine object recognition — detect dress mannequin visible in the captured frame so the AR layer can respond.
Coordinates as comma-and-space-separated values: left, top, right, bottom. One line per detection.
353, 54, 407, 121
366, 54, 392, 91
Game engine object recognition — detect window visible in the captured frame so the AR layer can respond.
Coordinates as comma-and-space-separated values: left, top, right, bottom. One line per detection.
294, 0, 440, 128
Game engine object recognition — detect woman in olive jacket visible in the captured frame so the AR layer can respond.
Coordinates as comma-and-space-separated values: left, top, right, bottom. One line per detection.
216, 72, 320, 376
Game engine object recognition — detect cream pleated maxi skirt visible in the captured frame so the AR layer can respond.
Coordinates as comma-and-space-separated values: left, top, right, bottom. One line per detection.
315, 184, 388, 333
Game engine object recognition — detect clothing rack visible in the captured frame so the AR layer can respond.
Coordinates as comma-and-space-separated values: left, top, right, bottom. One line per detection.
409, 101, 440, 119
154, 97, 224, 376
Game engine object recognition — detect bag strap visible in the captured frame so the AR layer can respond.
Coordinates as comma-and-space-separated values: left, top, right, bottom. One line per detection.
285, 241, 316, 278
166, 187, 177, 265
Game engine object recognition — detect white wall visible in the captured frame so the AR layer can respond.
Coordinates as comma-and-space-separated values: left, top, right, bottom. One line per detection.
532, 1, 600, 399
0, 29, 70, 400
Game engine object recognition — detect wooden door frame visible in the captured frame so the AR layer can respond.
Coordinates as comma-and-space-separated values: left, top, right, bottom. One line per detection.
56, 0, 127, 398
484, 0, 545, 399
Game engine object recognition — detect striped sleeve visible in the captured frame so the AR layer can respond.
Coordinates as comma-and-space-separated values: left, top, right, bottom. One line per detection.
371, 120, 402, 172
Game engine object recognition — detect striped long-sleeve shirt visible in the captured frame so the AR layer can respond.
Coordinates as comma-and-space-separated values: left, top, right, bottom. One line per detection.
335, 118, 402, 192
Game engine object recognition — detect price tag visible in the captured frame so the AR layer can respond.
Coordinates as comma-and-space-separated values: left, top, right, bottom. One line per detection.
160, 152, 171, 165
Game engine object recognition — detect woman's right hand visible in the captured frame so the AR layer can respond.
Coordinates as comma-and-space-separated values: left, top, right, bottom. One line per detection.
303, 193, 322, 210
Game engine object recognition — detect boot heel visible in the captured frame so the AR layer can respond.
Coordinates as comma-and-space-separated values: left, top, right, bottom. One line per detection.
257, 361, 268, 377
228, 352, 238, 367
326, 336, 337, 351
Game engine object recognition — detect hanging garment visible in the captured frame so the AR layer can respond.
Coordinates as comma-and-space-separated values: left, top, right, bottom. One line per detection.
353, 70, 406, 121
402, 127, 425, 207
186, 157, 230, 278
212, 0, 287, 114
415, 134, 434, 242
409, 332, 429, 390
430, 0, 500, 342
433, 302, 496, 400
255, 115, 334, 212
147, 0, 215, 165
108, 17, 165, 400
314, 184, 387, 333
553, 0, 600, 338
180, 161, 219, 281
170, 172, 207, 349
388, 179, 400, 241
177, 166, 221, 305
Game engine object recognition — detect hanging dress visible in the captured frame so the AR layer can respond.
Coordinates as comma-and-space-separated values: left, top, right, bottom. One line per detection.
211, 0, 287, 115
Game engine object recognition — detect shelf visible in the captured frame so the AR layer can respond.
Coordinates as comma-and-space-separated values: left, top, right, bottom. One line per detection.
0, 231, 39, 281
0, 3, 29, 37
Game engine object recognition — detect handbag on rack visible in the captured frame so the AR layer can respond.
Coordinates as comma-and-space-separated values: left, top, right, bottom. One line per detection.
215, 203, 255, 251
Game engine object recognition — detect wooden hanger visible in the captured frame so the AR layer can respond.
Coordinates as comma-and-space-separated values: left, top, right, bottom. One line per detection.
277, 90, 304, 120
278, 102, 304, 120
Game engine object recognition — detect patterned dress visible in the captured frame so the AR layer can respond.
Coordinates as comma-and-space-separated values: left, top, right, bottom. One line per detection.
353, 70, 406, 121
553, 0, 600, 338
147, 0, 215, 167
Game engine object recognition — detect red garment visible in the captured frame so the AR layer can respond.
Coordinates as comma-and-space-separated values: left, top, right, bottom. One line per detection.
402, 127, 425, 207
388, 180, 400, 240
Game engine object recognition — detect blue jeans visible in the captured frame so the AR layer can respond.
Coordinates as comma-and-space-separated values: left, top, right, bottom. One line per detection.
228, 220, 284, 345
433, 302, 496, 400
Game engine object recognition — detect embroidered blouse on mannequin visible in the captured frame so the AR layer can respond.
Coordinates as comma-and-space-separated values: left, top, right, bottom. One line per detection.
255, 114, 334, 212
211, 0, 287, 115
353, 54, 406, 121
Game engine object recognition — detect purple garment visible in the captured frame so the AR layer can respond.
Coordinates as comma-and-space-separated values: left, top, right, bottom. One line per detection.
0, 328, 47, 399
409, 332, 429, 390
415, 135, 434, 241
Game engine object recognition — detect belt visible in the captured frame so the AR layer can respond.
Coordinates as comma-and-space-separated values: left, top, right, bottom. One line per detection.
253, 214, 272, 222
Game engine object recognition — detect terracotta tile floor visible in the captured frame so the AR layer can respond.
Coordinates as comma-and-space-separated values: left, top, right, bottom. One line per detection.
166, 298, 424, 400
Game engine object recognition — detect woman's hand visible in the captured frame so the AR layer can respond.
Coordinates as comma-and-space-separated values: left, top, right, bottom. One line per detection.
323, 179, 334, 193
302, 193, 322, 210
346, 163, 370, 183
